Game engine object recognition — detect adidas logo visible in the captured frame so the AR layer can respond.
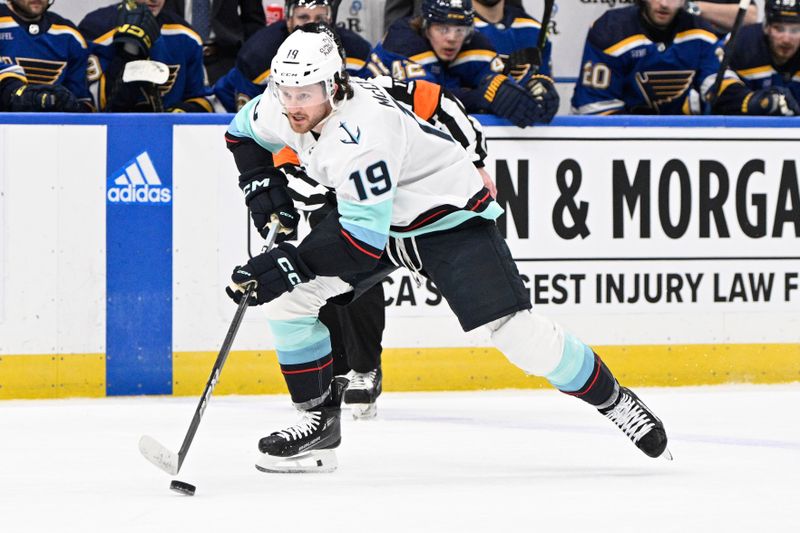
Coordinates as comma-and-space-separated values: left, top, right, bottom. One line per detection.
107, 152, 172, 204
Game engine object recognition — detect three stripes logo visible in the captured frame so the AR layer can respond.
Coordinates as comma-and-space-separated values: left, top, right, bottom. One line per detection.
107, 152, 172, 204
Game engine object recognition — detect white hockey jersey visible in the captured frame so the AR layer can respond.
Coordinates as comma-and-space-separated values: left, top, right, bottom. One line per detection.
228, 78, 501, 253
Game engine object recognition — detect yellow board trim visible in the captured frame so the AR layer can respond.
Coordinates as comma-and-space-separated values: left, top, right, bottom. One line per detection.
1, 344, 797, 399
172, 344, 800, 397
0, 353, 105, 399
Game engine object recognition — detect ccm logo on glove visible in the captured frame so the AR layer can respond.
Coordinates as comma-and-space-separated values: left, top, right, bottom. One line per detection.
277, 257, 302, 286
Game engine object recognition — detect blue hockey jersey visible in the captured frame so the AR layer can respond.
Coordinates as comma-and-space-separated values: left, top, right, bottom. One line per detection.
571, 6, 745, 115
367, 16, 503, 114
474, 4, 551, 77
79, 5, 212, 112
213, 20, 372, 112
0, 5, 92, 108
730, 23, 800, 103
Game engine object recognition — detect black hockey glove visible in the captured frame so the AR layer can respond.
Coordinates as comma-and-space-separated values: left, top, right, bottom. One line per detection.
502, 46, 542, 83
239, 167, 301, 241
114, 0, 160, 59
479, 74, 540, 128
9, 84, 82, 112
525, 74, 559, 124
744, 87, 800, 116
226, 243, 314, 305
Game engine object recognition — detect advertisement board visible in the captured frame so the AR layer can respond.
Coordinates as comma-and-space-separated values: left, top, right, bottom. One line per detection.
1, 115, 797, 399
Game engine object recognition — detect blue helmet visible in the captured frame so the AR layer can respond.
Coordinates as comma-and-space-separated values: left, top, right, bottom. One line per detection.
765, 0, 800, 25
421, 0, 475, 27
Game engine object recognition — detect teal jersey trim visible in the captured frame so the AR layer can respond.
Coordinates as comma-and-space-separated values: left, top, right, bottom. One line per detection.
546, 333, 595, 392
338, 198, 392, 249
268, 317, 331, 365
389, 201, 503, 238
227, 96, 285, 153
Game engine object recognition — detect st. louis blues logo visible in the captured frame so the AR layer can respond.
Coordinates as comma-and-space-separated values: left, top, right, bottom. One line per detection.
339, 121, 361, 144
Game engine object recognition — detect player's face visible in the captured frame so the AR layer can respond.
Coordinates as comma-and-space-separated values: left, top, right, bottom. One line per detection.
277, 83, 333, 133
642, 0, 684, 28
9, 0, 48, 19
426, 24, 472, 62
287, 6, 331, 32
765, 22, 800, 64
135, 0, 165, 17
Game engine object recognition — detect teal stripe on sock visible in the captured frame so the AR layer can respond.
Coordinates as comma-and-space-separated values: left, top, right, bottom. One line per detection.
546, 334, 595, 392
276, 337, 331, 365
268, 317, 331, 365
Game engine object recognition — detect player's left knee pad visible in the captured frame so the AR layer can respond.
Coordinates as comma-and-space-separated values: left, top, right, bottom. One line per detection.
486, 310, 565, 377
262, 276, 352, 321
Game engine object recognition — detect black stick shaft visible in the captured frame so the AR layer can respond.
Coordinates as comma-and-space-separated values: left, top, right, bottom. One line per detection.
537, 0, 555, 53
174, 221, 280, 471
707, 0, 749, 108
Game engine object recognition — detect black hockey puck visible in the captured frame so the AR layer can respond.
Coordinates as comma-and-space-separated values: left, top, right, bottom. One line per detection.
169, 480, 196, 496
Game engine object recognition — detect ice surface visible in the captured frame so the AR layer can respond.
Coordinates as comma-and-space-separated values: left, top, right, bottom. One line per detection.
1, 385, 798, 532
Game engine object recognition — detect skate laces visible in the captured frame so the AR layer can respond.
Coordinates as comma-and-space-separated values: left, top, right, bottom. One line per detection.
603, 392, 655, 443
348, 370, 376, 391
275, 410, 321, 441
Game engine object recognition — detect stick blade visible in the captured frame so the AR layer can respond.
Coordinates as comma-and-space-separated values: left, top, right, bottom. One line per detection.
139, 435, 180, 475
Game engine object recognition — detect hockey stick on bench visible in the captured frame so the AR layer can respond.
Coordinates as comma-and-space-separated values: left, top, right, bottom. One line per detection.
706, 0, 750, 109
139, 220, 281, 475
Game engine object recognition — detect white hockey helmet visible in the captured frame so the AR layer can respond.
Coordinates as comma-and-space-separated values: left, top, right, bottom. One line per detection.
269, 28, 344, 107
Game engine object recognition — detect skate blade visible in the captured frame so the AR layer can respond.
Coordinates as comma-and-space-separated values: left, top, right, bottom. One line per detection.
350, 403, 377, 420
255, 449, 338, 474
661, 447, 674, 461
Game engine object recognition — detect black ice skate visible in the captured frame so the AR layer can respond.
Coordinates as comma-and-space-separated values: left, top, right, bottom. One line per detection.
600, 387, 672, 460
344, 367, 382, 420
255, 377, 347, 473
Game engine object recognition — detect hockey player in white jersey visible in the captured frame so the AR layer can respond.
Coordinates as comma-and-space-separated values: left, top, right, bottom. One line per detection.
224, 24, 671, 473
272, 59, 493, 420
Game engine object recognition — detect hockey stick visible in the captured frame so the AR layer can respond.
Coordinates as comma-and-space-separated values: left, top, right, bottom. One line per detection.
139, 221, 281, 475
706, 0, 750, 108
536, 0, 555, 58
503, 0, 555, 78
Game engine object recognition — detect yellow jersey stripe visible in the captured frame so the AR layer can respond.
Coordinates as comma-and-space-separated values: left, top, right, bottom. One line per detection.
409, 51, 436, 63
93, 28, 116, 46
346, 57, 366, 69
0, 71, 27, 84
161, 24, 203, 46
253, 68, 271, 85
0, 15, 17, 28
673, 28, 718, 45
185, 97, 213, 112
49, 24, 88, 48
511, 17, 541, 29
604, 34, 651, 57
450, 49, 496, 67
737, 65, 776, 79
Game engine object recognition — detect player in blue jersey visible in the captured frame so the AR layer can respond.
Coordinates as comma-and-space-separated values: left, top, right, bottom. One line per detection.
571, 0, 799, 116
368, 0, 558, 127
79, 0, 213, 112
213, 0, 371, 112
473, 0, 552, 81
729, 0, 800, 108
0, 0, 91, 112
